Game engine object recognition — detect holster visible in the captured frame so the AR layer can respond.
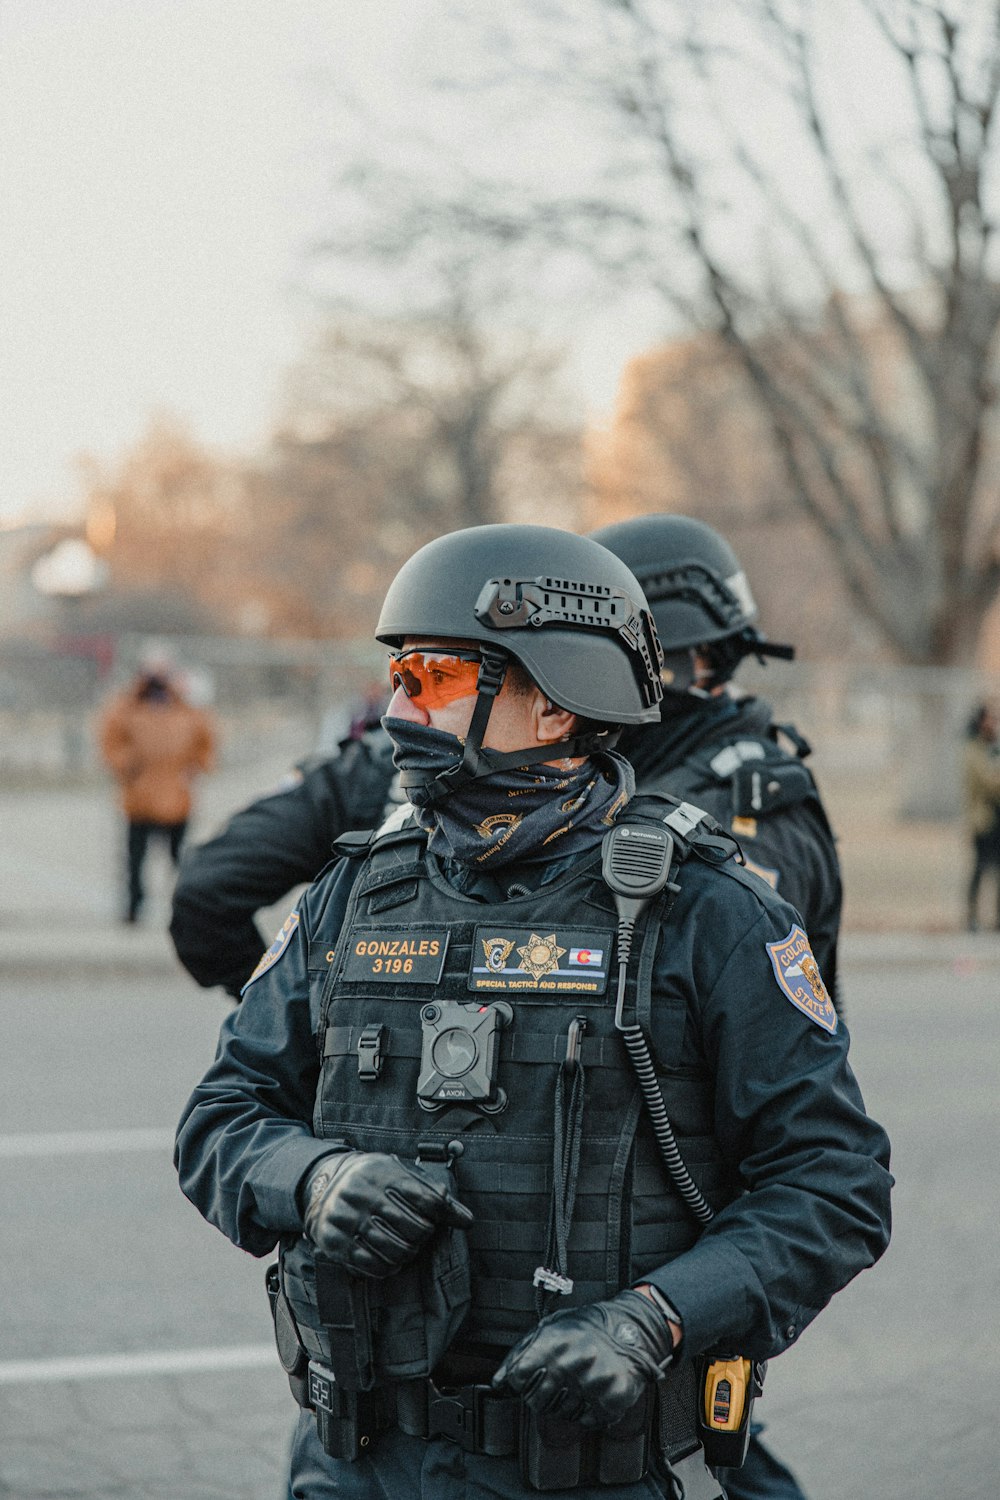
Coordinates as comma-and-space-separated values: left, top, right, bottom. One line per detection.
265, 1262, 309, 1408
269, 1153, 472, 1461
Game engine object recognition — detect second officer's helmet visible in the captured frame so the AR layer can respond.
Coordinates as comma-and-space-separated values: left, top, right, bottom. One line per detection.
590, 513, 793, 693
376, 523, 663, 726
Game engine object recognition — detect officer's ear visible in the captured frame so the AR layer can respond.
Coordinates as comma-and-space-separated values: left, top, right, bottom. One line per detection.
534, 694, 578, 744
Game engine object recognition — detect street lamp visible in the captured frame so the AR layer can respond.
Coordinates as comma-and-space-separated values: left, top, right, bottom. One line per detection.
31, 538, 109, 771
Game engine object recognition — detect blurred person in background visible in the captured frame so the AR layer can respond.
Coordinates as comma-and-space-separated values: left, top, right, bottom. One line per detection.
591, 515, 842, 1012
962, 702, 1000, 932
98, 655, 217, 924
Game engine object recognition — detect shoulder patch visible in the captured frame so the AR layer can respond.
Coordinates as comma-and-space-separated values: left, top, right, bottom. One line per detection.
242, 910, 300, 994
765, 924, 837, 1033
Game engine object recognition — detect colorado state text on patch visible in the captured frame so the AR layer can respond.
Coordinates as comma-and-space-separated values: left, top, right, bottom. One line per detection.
468, 926, 613, 994
765, 924, 837, 1033
341, 928, 450, 984
242, 910, 300, 994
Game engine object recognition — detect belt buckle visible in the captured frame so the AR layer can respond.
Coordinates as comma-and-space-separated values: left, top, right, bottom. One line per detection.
427, 1381, 484, 1453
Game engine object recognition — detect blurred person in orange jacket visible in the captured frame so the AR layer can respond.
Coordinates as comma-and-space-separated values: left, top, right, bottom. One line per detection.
98, 658, 218, 923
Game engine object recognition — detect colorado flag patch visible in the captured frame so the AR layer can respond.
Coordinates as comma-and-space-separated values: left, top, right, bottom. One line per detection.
765, 924, 837, 1033
242, 910, 300, 994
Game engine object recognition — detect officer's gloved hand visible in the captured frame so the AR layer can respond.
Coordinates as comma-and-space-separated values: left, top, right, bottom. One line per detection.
302, 1151, 473, 1279
492, 1289, 674, 1428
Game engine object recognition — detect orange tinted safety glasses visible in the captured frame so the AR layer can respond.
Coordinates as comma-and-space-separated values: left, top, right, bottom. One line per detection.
389, 649, 485, 710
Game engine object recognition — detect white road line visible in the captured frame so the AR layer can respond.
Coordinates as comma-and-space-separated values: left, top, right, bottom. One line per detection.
0, 1345, 276, 1385
0, 1129, 175, 1158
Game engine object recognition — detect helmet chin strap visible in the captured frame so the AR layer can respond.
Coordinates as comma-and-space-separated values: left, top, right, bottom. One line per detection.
397, 646, 619, 807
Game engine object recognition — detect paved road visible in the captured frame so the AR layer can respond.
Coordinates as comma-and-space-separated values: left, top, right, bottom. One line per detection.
2, 779, 998, 1498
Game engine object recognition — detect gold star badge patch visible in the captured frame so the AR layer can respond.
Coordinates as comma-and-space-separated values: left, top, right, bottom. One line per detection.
515, 933, 567, 980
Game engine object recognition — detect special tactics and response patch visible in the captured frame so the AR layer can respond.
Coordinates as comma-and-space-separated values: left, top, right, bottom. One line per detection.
469, 926, 612, 994
242, 910, 300, 994
765, 924, 837, 1033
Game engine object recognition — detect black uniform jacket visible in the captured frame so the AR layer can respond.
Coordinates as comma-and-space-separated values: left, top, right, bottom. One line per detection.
174, 828, 892, 1366
628, 695, 842, 998
169, 731, 397, 997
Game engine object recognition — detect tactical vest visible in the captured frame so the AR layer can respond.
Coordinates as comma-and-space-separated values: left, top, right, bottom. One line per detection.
297, 816, 741, 1357
638, 728, 824, 833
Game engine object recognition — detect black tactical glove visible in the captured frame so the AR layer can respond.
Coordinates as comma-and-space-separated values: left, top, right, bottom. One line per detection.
492, 1289, 675, 1428
302, 1150, 473, 1279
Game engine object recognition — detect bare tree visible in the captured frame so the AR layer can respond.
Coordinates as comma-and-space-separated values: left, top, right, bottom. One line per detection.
248, 278, 584, 637
295, 148, 586, 534
457, 0, 1000, 670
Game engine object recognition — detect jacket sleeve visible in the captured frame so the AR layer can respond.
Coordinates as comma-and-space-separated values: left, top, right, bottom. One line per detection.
169, 752, 364, 996
173, 870, 356, 1255
644, 881, 892, 1363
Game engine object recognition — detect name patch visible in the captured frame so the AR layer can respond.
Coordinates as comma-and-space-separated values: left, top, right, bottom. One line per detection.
765, 924, 837, 1033
341, 927, 450, 984
469, 926, 613, 994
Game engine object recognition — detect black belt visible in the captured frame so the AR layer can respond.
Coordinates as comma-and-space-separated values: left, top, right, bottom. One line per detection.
395, 1376, 519, 1456
391, 1364, 700, 1463
300, 1359, 707, 1491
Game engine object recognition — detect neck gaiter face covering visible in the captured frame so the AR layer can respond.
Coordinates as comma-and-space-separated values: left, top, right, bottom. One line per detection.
382, 716, 635, 870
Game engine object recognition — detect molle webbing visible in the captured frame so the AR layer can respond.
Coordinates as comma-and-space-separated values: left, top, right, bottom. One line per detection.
310, 831, 738, 1348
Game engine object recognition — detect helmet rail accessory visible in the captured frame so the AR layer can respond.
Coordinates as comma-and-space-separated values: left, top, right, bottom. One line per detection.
475, 574, 662, 714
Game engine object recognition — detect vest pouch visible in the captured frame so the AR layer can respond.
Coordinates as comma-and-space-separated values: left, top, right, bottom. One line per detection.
370, 1213, 471, 1381
279, 1160, 471, 1390
732, 759, 813, 818
519, 1386, 653, 1492
520, 1409, 587, 1491
596, 1384, 653, 1487
371, 1152, 472, 1381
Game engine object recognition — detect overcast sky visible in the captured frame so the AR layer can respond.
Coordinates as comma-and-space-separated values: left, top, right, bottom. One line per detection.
0, 1, 438, 523
0, 0, 935, 528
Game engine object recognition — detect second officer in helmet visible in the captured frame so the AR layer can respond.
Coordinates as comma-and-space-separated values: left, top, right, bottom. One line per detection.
592, 514, 842, 1005
175, 524, 891, 1500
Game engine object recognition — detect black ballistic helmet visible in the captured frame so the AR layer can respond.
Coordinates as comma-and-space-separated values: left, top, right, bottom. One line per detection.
376, 524, 662, 798
590, 514, 793, 691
